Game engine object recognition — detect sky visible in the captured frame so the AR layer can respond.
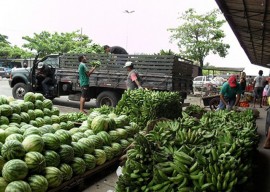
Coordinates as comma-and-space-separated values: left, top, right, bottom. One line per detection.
0, 0, 269, 76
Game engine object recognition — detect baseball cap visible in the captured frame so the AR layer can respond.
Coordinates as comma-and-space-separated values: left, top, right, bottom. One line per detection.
123, 61, 133, 68
228, 75, 237, 88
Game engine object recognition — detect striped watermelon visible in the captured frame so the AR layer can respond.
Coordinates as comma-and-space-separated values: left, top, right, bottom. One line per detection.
5, 133, 24, 142
34, 93, 45, 101
1, 140, 25, 160
43, 116, 52, 125
9, 113, 21, 124
43, 99, 53, 109
0, 130, 6, 143
59, 144, 74, 163
35, 117, 45, 127
77, 138, 95, 154
59, 114, 68, 122
70, 157, 86, 175
0, 156, 6, 173
54, 130, 72, 145
42, 133, 60, 151
83, 154, 96, 170
0, 116, 9, 125
111, 142, 122, 157
5, 180, 31, 192
20, 112, 30, 123
72, 132, 86, 142
24, 101, 35, 110
19, 102, 29, 112
103, 146, 114, 161
59, 163, 73, 181
0, 177, 8, 192
34, 100, 43, 110
2, 159, 28, 182
24, 151, 46, 174
44, 167, 63, 188
51, 106, 60, 116
27, 109, 36, 120
24, 92, 36, 103
84, 129, 95, 137
22, 135, 44, 153
43, 108, 52, 117
0, 104, 12, 117
97, 131, 112, 146
43, 150, 60, 167
94, 149, 107, 165
23, 127, 42, 137
9, 103, 21, 114
71, 142, 84, 157
34, 109, 44, 118
88, 135, 103, 149
27, 175, 48, 192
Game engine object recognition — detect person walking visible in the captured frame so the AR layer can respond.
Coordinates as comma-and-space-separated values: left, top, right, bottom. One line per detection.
123, 61, 142, 90
240, 72, 246, 96
253, 70, 265, 108
78, 55, 96, 113
217, 75, 241, 110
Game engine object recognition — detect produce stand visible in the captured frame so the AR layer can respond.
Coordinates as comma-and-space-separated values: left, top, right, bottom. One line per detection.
48, 157, 120, 192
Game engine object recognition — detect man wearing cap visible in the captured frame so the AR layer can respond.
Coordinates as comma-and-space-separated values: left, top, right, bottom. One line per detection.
123, 61, 142, 90
217, 75, 241, 110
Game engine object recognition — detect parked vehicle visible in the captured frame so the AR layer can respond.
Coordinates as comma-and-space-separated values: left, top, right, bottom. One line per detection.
9, 53, 199, 106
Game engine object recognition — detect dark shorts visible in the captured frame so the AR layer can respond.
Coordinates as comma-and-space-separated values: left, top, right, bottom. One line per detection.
81, 85, 90, 99
254, 87, 263, 99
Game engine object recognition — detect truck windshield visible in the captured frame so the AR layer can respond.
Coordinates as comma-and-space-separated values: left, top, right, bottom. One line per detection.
42, 57, 59, 68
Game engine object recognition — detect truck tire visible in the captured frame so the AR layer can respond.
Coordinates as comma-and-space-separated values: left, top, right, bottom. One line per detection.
12, 83, 28, 100
96, 91, 120, 107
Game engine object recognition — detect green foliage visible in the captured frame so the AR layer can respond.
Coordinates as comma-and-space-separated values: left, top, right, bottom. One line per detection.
22, 30, 103, 57
168, 8, 230, 68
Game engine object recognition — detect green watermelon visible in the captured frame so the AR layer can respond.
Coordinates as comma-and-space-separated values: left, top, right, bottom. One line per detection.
2, 159, 28, 182
103, 146, 114, 160
54, 130, 72, 145
66, 121, 74, 130
94, 149, 107, 165
0, 105, 12, 117
9, 103, 21, 114
5, 126, 22, 137
9, 113, 21, 124
97, 131, 112, 146
44, 167, 63, 188
27, 109, 36, 120
119, 139, 130, 150
70, 157, 86, 175
90, 115, 109, 133
24, 151, 46, 174
34, 100, 44, 110
5, 181, 31, 192
115, 128, 128, 139
71, 142, 84, 157
107, 117, 116, 130
59, 122, 68, 130
42, 133, 60, 151
59, 144, 74, 163
51, 107, 60, 116
5, 133, 24, 142
24, 92, 36, 103
34, 109, 44, 118
0, 116, 9, 125
69, 128, 81, 135
29, 120, 38, 127
108, 130, 120, 142
24, 101, 35, 110
77, 138, 94, 154
43, 116, 52, 125
0, 177, 8, 192
23, 127, 42, 137
27, 175, 48, 192
34, 93, 45, 101
59, 114, 68, 122
42, 99, 53, 109
35, 117, 45, 127
20, 112, 30, 123
88, 135, 103, 149
0, 96, 8, 105
87, 111, 101, 126
43, 108, 52, 117
19, 102, 29, 112
1, 140, 25, 160
84, 129, 95, 137
43, 150, 60, 167
51, 115, 60, 124
111, 142, 122, 156
51, 123, 61, 132
59, 163, 73, 181
72, 132, 86, 142
83, 154, 96, 170
22, 135, 44, 152
0, 130, 6, 143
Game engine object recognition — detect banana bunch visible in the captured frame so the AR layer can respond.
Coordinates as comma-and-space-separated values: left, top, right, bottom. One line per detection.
176, 129, 206, 145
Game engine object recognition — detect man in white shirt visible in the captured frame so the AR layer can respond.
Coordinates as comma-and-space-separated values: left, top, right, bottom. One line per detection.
253, 70, 266, 108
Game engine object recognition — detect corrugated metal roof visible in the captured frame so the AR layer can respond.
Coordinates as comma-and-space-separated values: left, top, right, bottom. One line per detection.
215, 0, 270, 68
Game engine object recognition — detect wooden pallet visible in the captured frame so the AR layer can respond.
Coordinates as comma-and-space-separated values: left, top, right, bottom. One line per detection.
48, 157, 120, 192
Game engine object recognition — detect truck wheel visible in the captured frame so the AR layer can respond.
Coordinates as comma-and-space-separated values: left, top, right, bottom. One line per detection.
96, 91, 119, 107
12, 83, 28, 100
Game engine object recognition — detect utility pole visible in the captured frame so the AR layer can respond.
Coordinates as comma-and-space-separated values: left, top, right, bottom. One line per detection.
123, 10, 135, 50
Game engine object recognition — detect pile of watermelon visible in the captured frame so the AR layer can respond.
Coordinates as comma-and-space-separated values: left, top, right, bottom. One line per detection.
0, 93, 139, 191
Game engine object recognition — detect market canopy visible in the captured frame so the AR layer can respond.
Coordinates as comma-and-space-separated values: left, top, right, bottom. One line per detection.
215, 0, 270, 68
203, 67, 245, 72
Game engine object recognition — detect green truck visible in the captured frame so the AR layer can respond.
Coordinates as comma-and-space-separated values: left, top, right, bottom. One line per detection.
9, 53, 199, 107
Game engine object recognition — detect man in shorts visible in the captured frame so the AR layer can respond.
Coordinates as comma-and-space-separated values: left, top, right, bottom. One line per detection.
253, 70, 266, 108
78, 55, 96, 113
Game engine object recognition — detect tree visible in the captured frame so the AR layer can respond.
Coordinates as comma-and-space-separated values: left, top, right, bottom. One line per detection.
22, 31, 103, 57
168, 8, 230, 68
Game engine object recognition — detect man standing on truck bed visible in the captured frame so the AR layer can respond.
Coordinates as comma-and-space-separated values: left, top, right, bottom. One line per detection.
124, 61, 142, 90
78, 55, 96, 114
103, 45, 128, 54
